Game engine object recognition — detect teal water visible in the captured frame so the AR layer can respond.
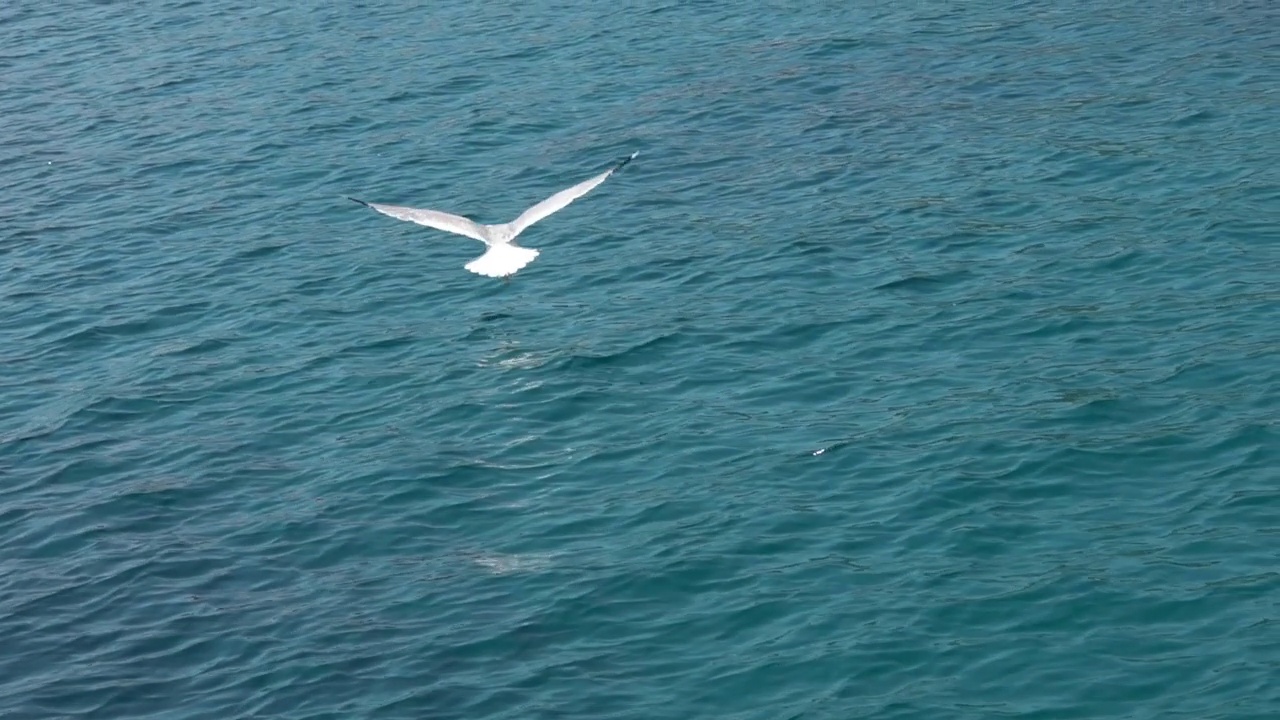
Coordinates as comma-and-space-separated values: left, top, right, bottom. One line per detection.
3, 2, 1278, 718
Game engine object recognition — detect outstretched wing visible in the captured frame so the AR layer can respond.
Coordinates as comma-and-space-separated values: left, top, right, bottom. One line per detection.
349, 198, 488, 243
507, 152, 638, 237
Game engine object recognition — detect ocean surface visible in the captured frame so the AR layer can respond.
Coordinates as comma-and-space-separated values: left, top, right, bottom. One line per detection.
2, 2, 1278, 718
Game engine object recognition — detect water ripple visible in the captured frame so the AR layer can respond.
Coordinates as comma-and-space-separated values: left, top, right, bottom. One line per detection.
2, 1, 1278, 719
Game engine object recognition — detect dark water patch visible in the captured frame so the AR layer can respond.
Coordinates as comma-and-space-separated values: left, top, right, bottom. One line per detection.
556, 333, 682, 372
874, 270, 970, 294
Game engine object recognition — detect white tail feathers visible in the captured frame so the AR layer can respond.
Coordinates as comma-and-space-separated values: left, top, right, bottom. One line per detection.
465, 244, 541, 278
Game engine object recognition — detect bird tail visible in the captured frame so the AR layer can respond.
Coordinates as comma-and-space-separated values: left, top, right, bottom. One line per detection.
465, 244, 540, 278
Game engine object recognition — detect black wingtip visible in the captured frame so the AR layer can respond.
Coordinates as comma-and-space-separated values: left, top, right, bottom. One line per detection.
348, 196, 371, 208
614, 151, 639, 172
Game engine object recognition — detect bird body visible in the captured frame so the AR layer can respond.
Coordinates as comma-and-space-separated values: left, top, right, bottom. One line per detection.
350, 151, 638, 278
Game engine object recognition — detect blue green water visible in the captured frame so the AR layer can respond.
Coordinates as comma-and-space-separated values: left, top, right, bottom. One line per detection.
3, 2, 1278, 718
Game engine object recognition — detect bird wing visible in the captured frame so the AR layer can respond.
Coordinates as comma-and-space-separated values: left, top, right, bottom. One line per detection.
349, 198, 488, 243
507, 152, 638, 238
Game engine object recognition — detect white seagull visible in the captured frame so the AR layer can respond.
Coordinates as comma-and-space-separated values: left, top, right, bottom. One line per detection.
350, 151, 639, 279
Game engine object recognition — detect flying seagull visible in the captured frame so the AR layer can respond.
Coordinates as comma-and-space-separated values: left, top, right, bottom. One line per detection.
349, 151, 638, 278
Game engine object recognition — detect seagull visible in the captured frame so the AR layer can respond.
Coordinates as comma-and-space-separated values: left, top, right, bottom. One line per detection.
349, 151, 638, 279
